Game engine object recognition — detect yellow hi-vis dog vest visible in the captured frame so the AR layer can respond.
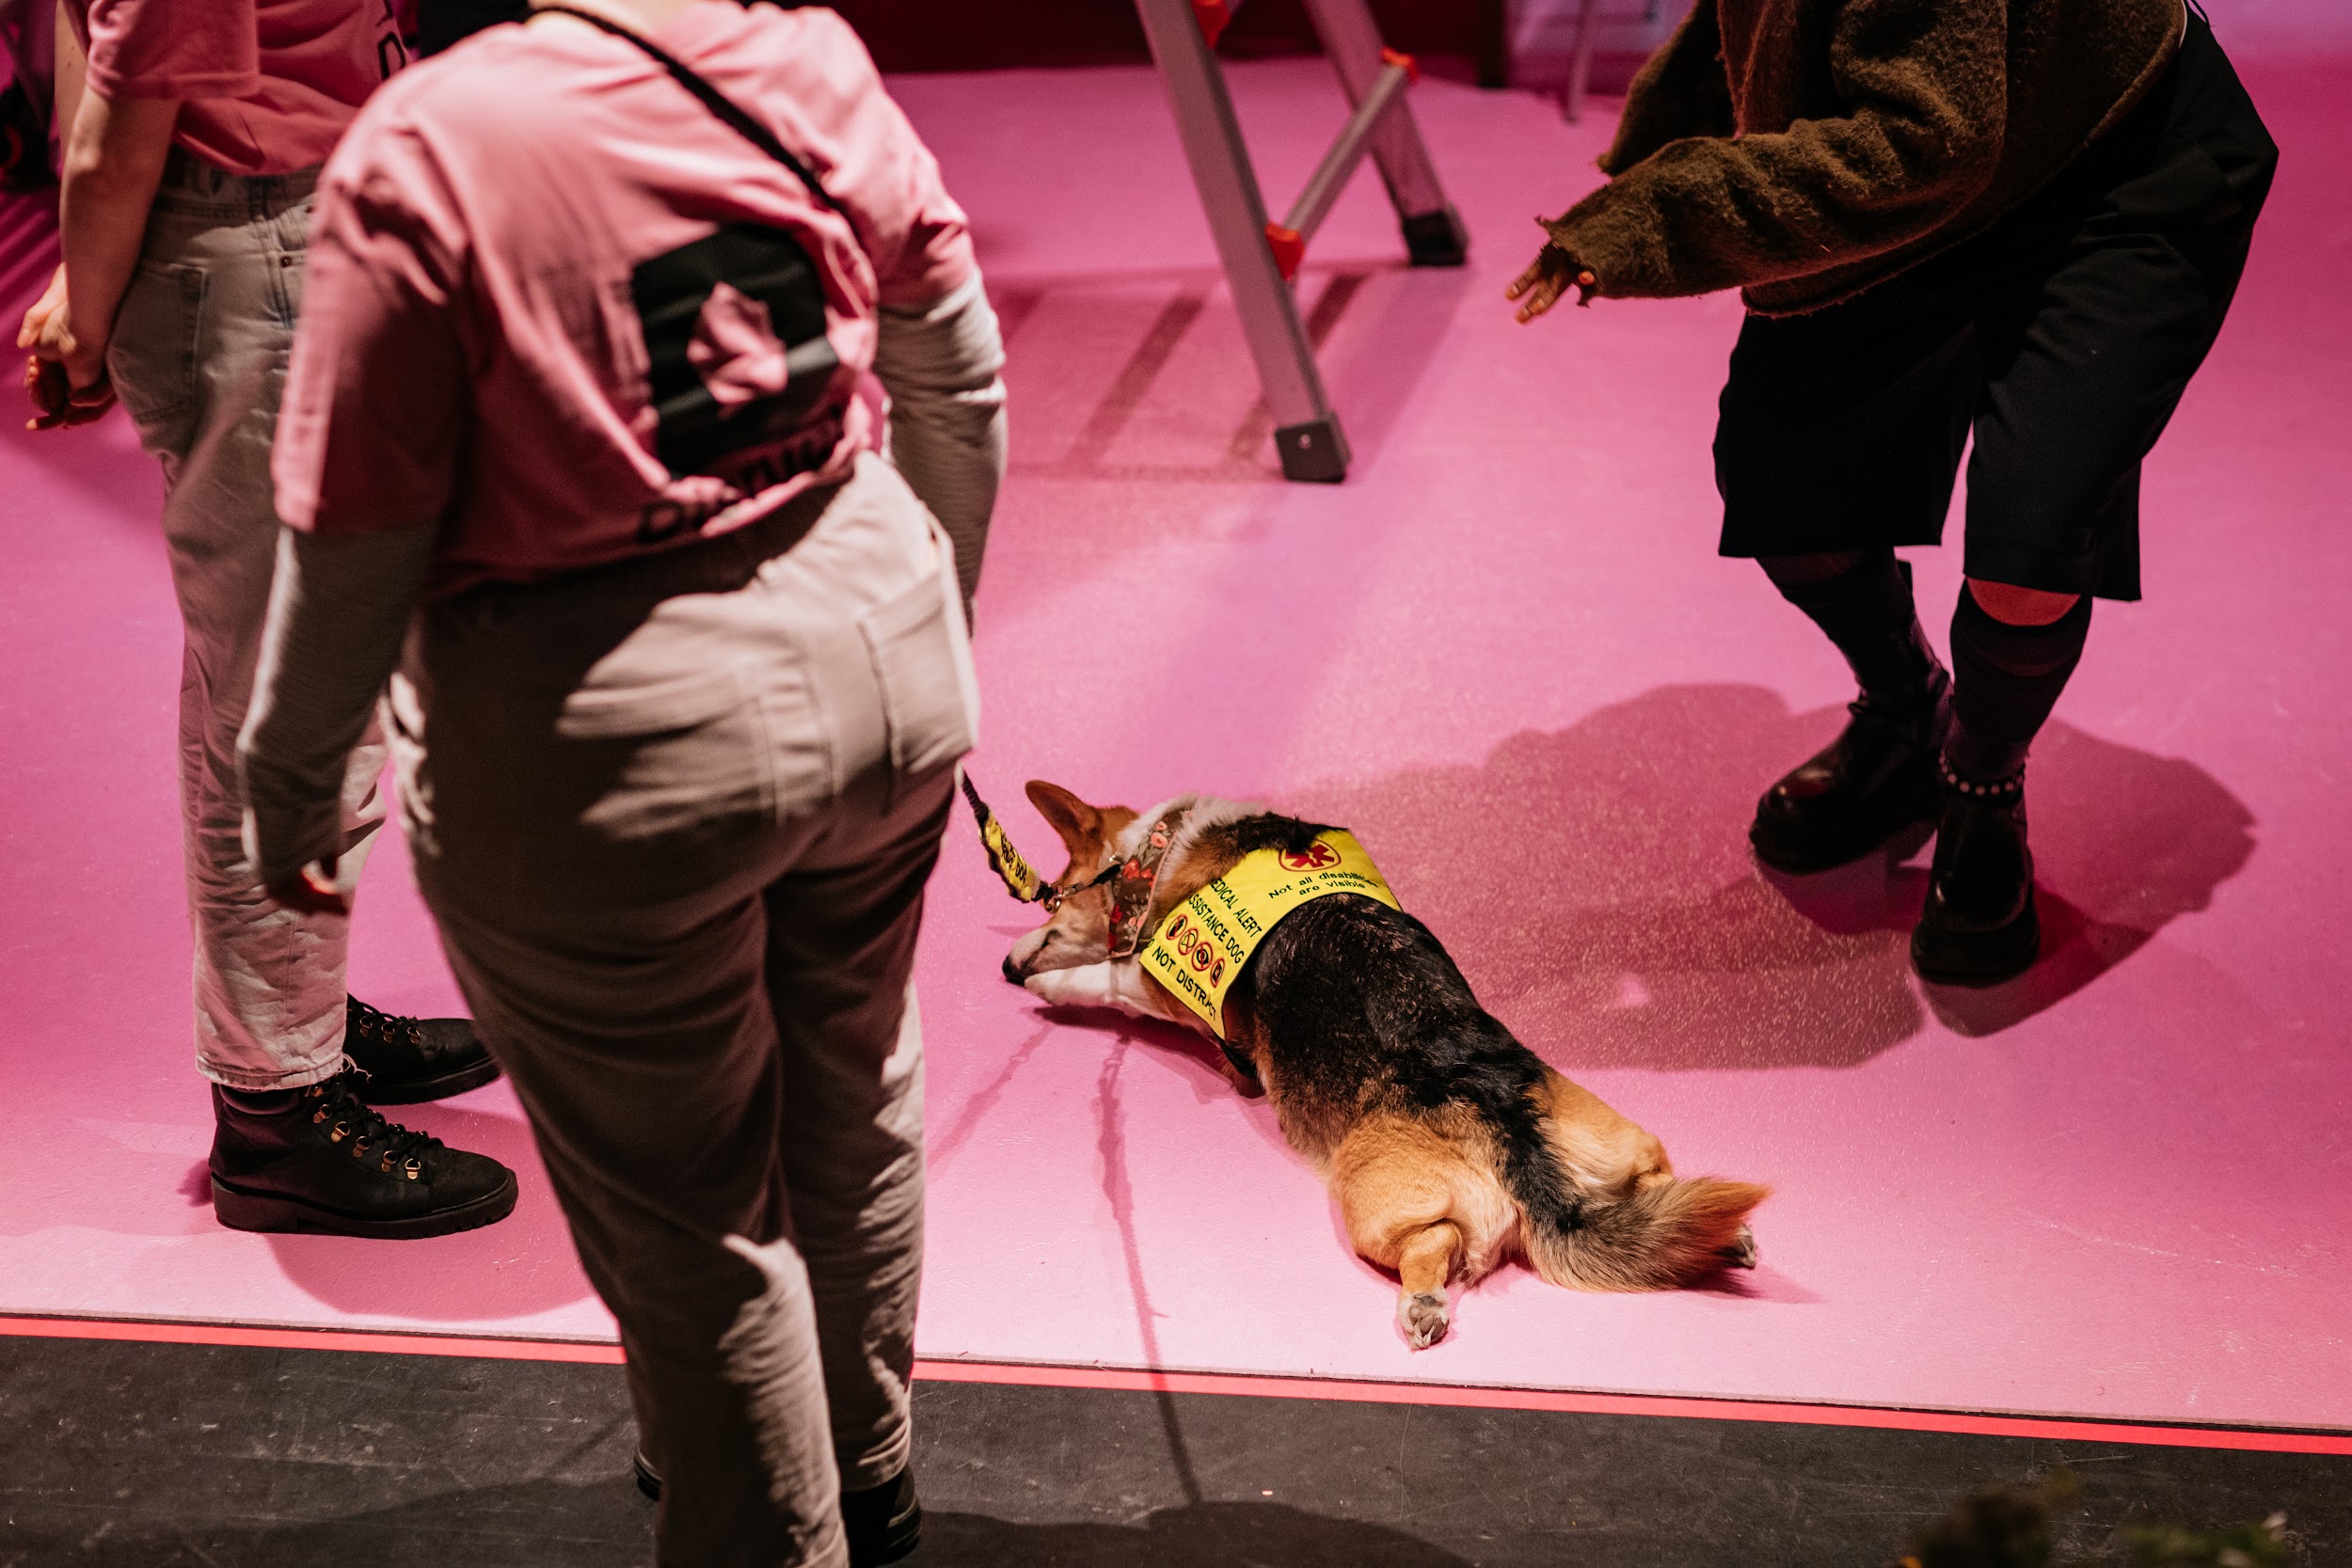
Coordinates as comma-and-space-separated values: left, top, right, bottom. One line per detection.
1140, 831, 1400, 1038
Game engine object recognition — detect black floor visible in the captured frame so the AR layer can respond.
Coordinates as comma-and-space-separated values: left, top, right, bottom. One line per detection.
2, 1334, 2346, 1566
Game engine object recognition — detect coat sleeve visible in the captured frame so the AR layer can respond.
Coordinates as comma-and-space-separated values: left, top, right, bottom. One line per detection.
1597, 0, 1733, 179
1548, 0, 2007, 301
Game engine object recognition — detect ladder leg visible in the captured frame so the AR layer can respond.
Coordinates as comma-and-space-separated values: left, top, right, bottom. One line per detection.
1135, 0, 1349, 481
1565, 0, 1598, 124
1297, 0, 1468, 268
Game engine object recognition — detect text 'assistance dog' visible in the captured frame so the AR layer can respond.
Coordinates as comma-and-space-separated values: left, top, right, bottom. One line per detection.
985, 779, 1769, 1349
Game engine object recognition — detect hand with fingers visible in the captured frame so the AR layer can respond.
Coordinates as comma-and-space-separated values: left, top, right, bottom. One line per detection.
1506, 235, 1597, 323
18, 262, 118, 431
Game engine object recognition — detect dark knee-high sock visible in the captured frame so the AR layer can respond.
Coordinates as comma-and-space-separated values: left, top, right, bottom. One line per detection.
1945, 586, 2093, 784
1761, 549, 1942, 721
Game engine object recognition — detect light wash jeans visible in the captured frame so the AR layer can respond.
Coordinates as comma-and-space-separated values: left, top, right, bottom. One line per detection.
109, 150, 386, 1090
401, 453, 976, 1567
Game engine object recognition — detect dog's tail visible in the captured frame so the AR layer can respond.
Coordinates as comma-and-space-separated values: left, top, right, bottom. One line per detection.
1501, 1080, 1767, 1292
1517, 1172, 1769, 1291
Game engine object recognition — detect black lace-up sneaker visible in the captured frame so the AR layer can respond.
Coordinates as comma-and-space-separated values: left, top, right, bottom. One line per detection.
1750, 664, 1952, 873
1911, 760, 2042, 986
209, 1073, 518, 1238
344, 997, 501, 1104
630, 1453, 923, 1565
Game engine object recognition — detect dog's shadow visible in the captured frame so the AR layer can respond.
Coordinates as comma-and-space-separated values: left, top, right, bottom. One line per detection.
1278, 684, 2254, 1069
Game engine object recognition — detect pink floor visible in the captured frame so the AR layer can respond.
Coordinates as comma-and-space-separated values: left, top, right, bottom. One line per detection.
4, 45, 2349, 1430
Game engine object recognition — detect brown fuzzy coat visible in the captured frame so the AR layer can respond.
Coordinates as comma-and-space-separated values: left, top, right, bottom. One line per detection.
1543, 0, 2184, 314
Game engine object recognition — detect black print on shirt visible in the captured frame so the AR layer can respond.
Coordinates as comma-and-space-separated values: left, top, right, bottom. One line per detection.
629, 222, 842, 488
375, 0, 409, 79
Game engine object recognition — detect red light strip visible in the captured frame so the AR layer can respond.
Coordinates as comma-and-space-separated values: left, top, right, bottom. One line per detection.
0, 1313, 626, 1365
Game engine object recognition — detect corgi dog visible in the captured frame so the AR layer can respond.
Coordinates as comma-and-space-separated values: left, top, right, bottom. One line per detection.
1000, 781, 1768, 1349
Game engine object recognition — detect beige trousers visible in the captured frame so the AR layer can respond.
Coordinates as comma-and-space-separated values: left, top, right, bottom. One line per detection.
108, 151, 386, 1090
397, 454, 977, 1568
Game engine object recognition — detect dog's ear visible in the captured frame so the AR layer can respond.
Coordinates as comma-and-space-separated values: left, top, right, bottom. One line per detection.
1025, 780, 1106, 858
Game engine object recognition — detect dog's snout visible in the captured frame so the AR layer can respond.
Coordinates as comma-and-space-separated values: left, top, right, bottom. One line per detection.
1004, 927, 1077, 987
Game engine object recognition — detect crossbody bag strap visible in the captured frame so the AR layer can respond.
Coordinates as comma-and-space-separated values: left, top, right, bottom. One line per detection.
535, 3, 845, 216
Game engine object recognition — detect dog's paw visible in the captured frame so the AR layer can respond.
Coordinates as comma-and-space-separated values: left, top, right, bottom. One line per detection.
1022, 965, 1098, 1006
1399, 1290, 1451, 1350
1719, 1224, 1758, 1270
1024, 960, 1152, 1017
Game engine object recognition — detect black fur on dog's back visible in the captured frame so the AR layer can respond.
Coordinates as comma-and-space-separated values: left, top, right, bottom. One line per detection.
1214, 816, 1581, 1223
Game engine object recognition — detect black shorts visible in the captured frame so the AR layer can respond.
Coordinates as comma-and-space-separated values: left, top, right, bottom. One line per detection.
1712, 13, 2277, 599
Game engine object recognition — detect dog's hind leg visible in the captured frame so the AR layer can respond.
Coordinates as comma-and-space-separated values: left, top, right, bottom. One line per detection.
1334, 1122, 1469, 1349
1394, 1221, 1462, 1349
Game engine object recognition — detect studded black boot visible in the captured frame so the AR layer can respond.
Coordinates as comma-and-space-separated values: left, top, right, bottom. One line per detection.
1751, 659, 1951, 874
209, 1072, 518, 1238
1911, 760, 2041, 986
344, 997, 501, 1104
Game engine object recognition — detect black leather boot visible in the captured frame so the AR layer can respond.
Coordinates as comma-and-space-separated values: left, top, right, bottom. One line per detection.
841, 1466, 924, 1567
1751, 661, 1950, 873
631, 1452, 923, 1566
344, 997, 501, 1104
1911, 760, 2041, 986
210, 1073, 518, 1238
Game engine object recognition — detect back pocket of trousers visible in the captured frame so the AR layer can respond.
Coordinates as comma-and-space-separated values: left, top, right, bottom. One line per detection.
556, 664, 783, 852
108, 261, 205, 442
857, 556, 978, 785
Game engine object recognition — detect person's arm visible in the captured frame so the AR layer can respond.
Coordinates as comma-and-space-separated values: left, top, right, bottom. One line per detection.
1595, 0, 1732, 180
54, 0, 86, 149
18, 71, 176, 426
876, 270, 1006, 618
1513, 0, 2005, 316
15, 5, 81, 421
776, 10, 1004, 605
246, 131, 469, 911
241, 525, 437, 911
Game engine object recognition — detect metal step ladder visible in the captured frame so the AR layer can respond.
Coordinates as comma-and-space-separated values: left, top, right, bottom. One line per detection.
1135, 0, 1470, 483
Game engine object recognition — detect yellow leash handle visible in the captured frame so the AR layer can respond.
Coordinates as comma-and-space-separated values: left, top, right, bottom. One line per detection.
960, 772, 1045, 904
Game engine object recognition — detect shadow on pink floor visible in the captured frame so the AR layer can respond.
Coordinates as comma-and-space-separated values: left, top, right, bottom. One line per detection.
1290, 687, 2256, 1067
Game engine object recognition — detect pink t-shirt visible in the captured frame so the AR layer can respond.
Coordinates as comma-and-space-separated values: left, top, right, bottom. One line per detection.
76, 0, 404, 176
273, 4, 975, 594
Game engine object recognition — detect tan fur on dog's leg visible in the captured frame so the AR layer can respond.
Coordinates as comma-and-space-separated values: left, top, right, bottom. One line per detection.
1334, 1120, 1480, 1349
1393, 1221, 1462, 1349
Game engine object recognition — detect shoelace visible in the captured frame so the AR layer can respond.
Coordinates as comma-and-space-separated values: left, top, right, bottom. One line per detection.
304, 1075, 446, 1180
348, 997, 425, 1047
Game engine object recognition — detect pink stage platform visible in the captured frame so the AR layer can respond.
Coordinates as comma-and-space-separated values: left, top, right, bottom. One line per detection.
3, 36, 2347, 1433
